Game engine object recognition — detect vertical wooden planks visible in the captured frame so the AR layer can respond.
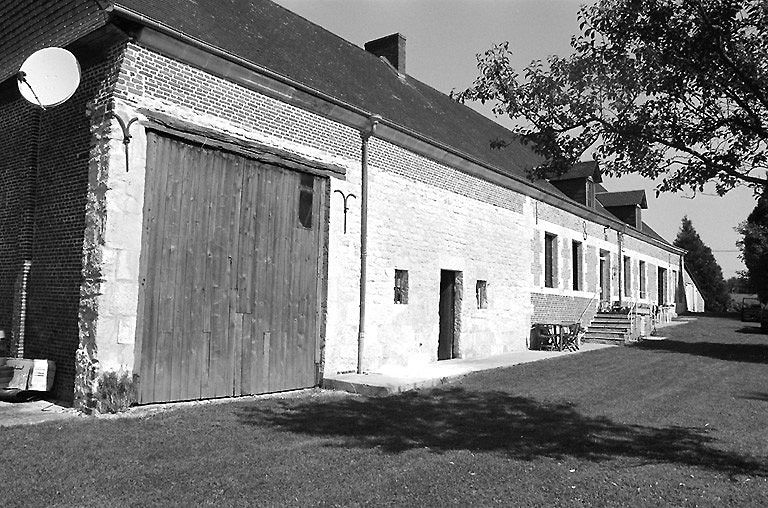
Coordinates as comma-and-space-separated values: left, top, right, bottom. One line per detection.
310, 176, 329, 387
250, 163, 271, 394
138, 133, 328, 403
169, 142, 197, 401
197, 150, 218, 398
139, 135, 165, 403
272, 168, 291, 391
154, 136, 187, 402
227, 156, 244, 396
206, 152, 230, 398
184, 146, 207, 400
237, 160, 260, 394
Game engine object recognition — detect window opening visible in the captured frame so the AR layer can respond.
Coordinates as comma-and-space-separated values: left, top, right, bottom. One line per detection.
544, 233, 557, 288
671, 270, 678, 303
298, 173, 314, 229
394, 269, 408, 304
639, 260, 646, 299
476, 280, 488, 309
572, 240, 582, 291
623, 256, 631, 296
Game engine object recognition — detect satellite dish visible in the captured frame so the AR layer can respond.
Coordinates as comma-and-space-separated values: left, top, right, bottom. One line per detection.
17, 47, 81, 109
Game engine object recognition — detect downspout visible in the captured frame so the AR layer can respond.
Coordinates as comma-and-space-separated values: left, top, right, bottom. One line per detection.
617, 228, 624, 305
357, 115, 381, 374
13, 108, 43, 358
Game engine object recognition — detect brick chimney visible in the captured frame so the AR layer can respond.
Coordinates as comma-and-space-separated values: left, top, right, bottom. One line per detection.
365, 33, 406, 74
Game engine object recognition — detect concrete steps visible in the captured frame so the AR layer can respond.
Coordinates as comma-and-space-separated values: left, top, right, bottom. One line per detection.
583, 312, 632, 345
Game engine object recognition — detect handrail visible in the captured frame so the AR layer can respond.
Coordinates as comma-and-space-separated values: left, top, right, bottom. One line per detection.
577, 291, 601, 326
627, 297, 637, 322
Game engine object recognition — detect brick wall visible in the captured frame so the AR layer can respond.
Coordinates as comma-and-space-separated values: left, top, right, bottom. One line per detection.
530, 293, 597, 325
0, 42, 124, 403
0, 91, 37, 354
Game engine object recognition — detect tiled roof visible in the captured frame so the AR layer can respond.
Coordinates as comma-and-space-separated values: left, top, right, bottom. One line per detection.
109, 0, 675, 249
547, 160, 602, 183
0, 0, 107, 84
113, 0, 545, 186
596, 190, 648, 209
639, 221, 668, 243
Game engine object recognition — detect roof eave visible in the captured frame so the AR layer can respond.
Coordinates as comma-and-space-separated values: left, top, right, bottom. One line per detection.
109, 3, 682, 255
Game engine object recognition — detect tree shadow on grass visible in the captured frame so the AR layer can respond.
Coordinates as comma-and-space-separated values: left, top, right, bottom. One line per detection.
236, 387, 766, 476
735, 326, 767, 335
635, 340, 768, 364
738, 392, 768, 402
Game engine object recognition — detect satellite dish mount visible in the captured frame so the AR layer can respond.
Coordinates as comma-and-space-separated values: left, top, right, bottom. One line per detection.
17, 47, 81, 109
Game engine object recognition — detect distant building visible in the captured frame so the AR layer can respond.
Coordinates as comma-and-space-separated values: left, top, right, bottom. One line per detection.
681, 268, 706, 313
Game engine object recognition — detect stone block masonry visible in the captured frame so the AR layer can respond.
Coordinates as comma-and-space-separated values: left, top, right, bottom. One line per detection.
112, 42, 682, 377
529, 199, 682, 323
114, 43, 538, 376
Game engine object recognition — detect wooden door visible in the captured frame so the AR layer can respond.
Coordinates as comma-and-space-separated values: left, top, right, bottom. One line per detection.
438, 270, 459, 361
599, 250, 611, 303
658, 267, 667, 305
137, 133, 327, 403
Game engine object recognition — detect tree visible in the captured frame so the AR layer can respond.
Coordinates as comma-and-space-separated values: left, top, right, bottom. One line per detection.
725, 274, 753, 293
455, 0, 768, 196
737, 190, 768, 302
674, 216, 730, 311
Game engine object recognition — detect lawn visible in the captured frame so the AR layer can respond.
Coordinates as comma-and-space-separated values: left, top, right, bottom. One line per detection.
1, 316, 767, 506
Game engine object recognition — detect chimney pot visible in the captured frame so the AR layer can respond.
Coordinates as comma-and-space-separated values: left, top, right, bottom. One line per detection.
365, 33, 406, 74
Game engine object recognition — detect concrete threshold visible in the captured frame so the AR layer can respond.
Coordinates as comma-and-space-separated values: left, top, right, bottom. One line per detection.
0, 399, 79, 427
322, 343, 614, 397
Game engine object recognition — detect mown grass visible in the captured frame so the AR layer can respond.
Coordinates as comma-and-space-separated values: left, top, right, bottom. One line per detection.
1, 316, 767, 506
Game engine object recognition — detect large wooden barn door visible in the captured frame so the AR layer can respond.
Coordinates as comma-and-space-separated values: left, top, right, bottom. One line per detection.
137, 133, 327, 403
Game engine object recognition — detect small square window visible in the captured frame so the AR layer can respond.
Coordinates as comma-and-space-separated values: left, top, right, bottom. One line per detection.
476, 280, 488, 309
394, 269, 408, 304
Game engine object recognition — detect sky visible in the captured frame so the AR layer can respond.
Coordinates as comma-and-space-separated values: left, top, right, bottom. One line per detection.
274, 0, 758, 278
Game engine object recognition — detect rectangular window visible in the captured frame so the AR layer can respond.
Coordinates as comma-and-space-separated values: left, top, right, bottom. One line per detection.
572, 240, 582, 291
298, 173, 314, 229
394, 269, 408, 304
623, 256, 631, 296
672, 270, 678, 303
476, 280, 488, 309
544, 233, 557, 288
639, 260, 646, 299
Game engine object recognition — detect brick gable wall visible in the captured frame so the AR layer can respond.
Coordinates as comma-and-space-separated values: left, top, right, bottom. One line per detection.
0, 41, 124, 402
0, 93, 36, 348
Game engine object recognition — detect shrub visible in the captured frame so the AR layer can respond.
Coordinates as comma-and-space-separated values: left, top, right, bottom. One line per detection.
94, 370, 138, 413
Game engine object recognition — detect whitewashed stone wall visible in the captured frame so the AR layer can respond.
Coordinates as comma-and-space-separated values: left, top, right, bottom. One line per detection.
92, 100, 147, 373
325, 153, 533, 375
101, 43, 683, 382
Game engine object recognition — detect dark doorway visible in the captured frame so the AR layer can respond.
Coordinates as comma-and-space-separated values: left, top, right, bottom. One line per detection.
438, 270, 462, 360
658, 267, 668, 305
599, 250, 611, 303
